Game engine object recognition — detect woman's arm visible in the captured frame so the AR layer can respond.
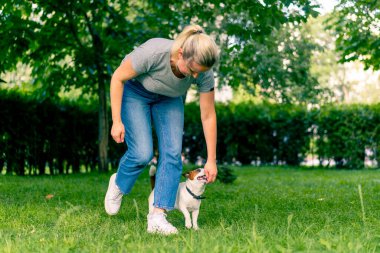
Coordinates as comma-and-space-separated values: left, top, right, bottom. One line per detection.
199, 91, 217, 183
110, 58, 138, 143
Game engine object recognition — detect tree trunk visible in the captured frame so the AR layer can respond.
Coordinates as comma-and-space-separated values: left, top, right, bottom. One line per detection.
84, 10, 109, 172
98, 76, 109, 172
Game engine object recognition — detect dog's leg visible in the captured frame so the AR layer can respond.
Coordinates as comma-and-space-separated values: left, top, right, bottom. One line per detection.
192, 209, 200, 230
148, 190, 154, 214
149, 165, 156, 190
179, 205, 192, 229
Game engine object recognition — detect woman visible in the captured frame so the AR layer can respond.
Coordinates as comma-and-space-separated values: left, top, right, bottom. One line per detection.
104, 24, 219, 235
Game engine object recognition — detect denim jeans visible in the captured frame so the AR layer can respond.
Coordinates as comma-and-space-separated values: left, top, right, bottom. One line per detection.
115, 79, 184, 211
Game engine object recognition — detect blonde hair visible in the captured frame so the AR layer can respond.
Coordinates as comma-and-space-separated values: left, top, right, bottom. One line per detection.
172, 24, 219, 68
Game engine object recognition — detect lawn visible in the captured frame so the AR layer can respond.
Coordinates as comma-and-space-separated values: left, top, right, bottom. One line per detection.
1, 166, 380, 252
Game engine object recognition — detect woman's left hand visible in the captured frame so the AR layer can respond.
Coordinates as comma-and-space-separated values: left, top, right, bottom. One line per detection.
204, 161, 218, 183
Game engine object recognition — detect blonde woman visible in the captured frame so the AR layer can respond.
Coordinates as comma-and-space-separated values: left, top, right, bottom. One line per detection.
105, 25, 219, 235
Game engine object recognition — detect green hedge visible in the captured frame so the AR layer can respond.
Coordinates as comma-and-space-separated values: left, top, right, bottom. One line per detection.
0, 90, 379, 175
184, 102, 312, 166
184, 102, 379, 169
0, 90, 98, 175
314, 104, 380, 169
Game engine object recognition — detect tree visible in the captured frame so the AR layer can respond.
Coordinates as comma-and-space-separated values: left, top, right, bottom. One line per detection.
330, 0, 380, 70
240, 21, 326, 104
161, 0, 322, 103
309, 14, 380, 104
1, 0, 320, 172
0, 0, 176, 172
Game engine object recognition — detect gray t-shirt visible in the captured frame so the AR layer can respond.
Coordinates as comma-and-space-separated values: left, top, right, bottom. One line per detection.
123, 38, 215, 97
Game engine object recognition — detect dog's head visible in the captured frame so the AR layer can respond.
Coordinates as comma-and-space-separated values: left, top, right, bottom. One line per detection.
183, 168, 207, 185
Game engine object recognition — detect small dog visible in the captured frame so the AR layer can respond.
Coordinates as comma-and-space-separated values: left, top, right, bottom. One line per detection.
148, 166, 207, 230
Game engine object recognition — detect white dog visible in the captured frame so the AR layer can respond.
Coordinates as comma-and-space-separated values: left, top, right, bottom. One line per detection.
148, 166, 207, 230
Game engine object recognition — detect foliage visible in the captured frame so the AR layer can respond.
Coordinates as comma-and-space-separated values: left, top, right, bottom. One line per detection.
0, 0, 321, 98
0, 0, 183, 171
227, 21, 326, 104
148, 0, 321, 102
216, 166, 237, 184
329, 0, 380, 70
307, 14, 380, 104
314, 103, 380, 169
0, 89, 98, 175
0, 0, 323, 103
0, 0, 324, 170
184, 102, 380, 169
184, 102, 312, 166
1, 92, 379, 175
307, 14, 348, 103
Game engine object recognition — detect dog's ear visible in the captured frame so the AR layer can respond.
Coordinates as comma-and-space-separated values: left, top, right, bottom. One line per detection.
182, 172, 190, 178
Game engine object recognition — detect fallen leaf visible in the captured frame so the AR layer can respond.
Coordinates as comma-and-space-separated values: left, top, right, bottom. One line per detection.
45, 194, 54, 200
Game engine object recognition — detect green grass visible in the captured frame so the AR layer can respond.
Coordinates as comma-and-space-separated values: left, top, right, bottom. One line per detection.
1, 166, 380, 252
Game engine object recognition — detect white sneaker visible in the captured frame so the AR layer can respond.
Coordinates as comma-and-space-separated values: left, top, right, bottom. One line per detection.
147, 213, 178, 235
104, 173, 123, 215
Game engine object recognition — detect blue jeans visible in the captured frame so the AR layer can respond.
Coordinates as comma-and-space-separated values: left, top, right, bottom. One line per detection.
115, 80, 184, 211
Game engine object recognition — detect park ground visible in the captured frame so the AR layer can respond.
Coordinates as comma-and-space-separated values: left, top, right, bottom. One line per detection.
1, 166, 380, 252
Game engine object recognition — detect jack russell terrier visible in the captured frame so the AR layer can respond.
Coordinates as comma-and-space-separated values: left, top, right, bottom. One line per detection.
148, 166, 207, 230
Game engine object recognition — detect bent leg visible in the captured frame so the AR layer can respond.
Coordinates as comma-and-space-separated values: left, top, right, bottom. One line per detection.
116, 91, 154, 194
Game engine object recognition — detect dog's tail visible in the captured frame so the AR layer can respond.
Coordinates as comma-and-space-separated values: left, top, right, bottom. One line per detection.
149, 165, 157, 190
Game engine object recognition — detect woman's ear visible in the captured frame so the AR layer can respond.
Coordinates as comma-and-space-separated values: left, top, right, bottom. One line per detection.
178, 48, 183, 58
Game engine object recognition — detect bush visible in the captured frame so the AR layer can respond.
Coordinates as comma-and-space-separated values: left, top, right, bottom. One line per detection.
315, 104, 380, 169
184, 102, 311, 166
0, 89, 378, 175
0, 90, 98, 175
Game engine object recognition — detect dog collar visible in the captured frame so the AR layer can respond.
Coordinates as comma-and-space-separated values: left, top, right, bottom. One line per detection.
186, 186, 206, 200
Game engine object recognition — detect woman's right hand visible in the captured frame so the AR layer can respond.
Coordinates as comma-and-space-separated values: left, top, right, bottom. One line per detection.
111, 121, 125, 143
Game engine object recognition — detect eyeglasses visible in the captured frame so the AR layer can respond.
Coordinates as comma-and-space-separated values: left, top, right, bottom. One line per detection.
186, 62, 200, 76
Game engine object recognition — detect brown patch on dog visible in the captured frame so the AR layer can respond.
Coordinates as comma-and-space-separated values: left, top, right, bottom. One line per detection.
187, 169, 201, 180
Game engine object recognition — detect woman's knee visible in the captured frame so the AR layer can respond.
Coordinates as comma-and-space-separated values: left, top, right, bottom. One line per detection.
161, 149, 182, 166
135, 150, 154, 165
122, 149, 153, 166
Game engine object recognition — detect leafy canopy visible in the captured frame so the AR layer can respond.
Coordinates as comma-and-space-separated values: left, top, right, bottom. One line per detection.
1, 0, 321, 103
330, 0, 380, 70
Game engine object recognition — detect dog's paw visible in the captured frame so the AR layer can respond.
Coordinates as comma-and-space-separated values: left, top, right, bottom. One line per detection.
185, 224, 192, 229
193, 226, 200, 231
